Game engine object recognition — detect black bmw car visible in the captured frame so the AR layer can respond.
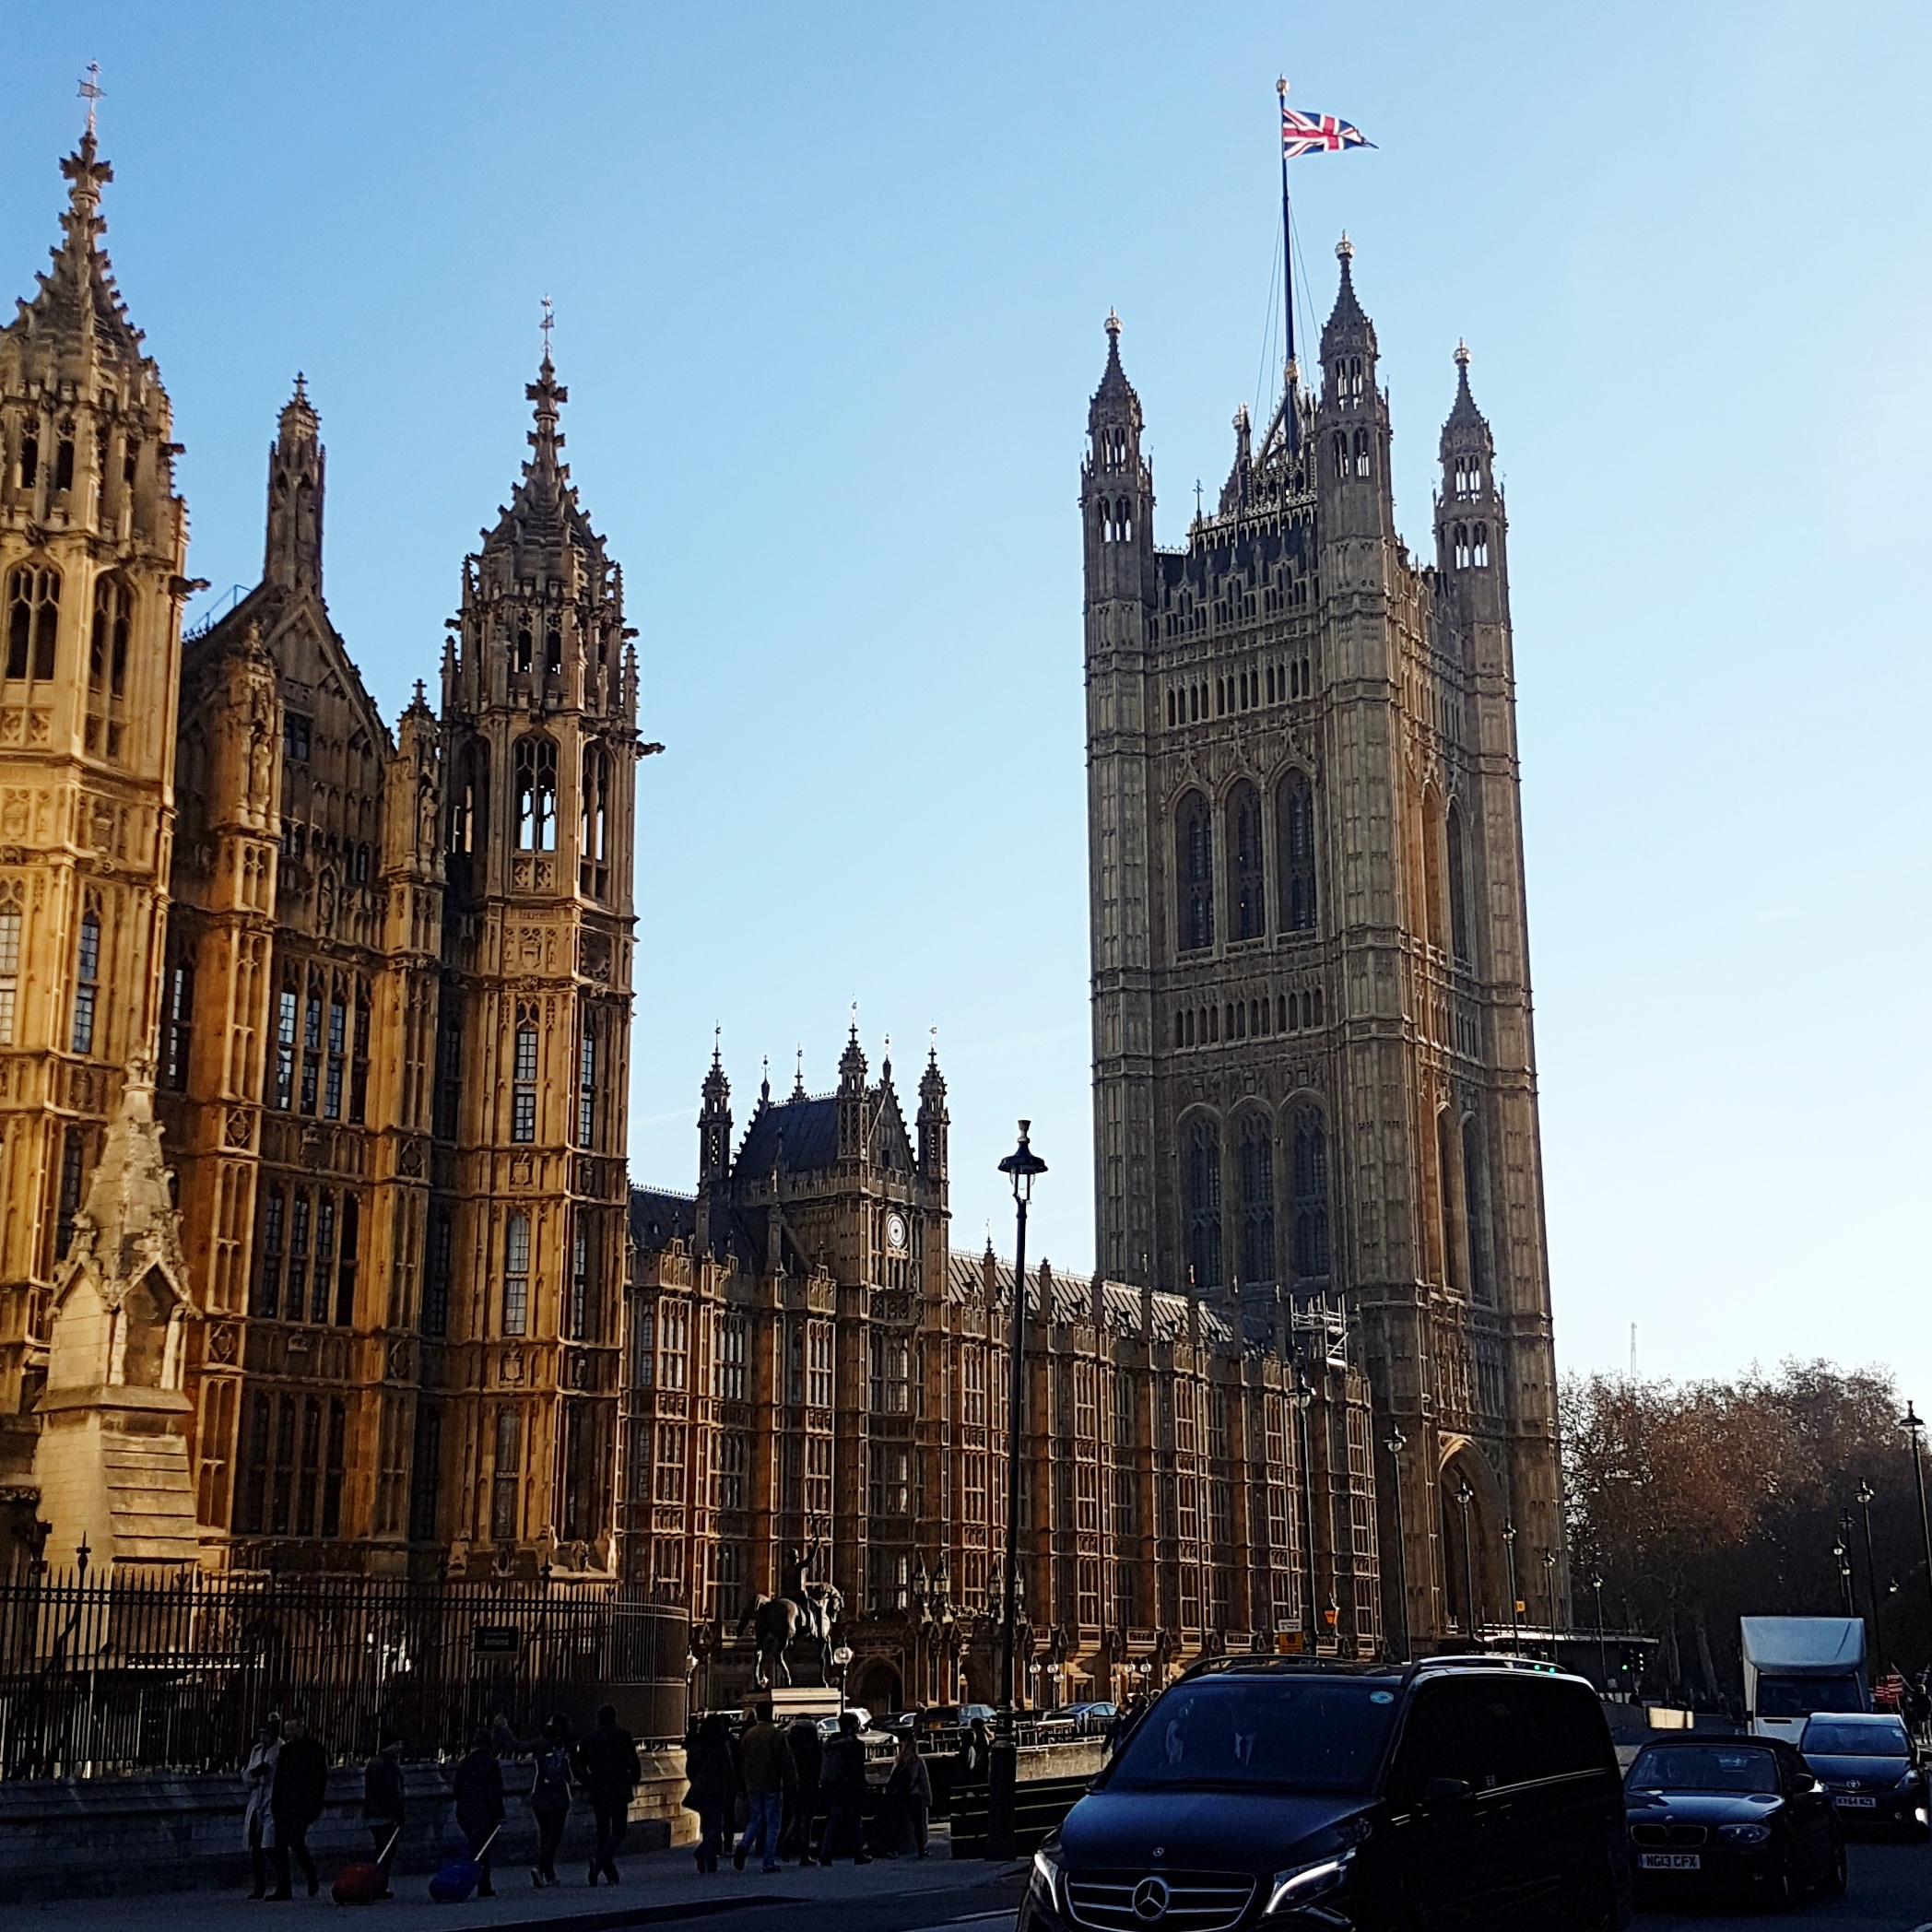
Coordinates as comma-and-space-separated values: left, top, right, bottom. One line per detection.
1623, 1738, 1845, 1907
1797, 1713, 1930, 1838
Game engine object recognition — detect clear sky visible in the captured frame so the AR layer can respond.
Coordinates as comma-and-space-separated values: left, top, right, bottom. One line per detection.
6, 3, 1928, 1410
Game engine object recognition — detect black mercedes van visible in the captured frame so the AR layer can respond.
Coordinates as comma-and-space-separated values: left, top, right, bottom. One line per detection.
1019, 1655, 1629, 1932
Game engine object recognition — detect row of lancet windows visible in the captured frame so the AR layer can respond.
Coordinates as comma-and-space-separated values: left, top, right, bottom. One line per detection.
1096, 496, 1136, 544
1167, 654, 1313, 728
1451, 523, 1490, 569
1451, 455, 1486, 498
445, 736, 613, 896
1174, 984, 1324, 1048
1184, 1105, 1330, 1291
1177, 773, 1317, 951
1330, 429, 1373, 480
1096, 425, 1133, 473
432, 1003, 607, 1150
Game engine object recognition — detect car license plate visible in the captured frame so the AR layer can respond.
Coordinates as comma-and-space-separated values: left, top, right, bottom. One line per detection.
1638, 1853, 1701, 1871
1835, 1795, 1877, 1808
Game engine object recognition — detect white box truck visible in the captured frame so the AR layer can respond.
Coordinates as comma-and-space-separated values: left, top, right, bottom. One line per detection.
1739, 1616, 1867, 1744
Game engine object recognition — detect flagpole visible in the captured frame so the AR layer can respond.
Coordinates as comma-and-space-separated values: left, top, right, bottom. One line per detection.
1277, 76, 1298, 447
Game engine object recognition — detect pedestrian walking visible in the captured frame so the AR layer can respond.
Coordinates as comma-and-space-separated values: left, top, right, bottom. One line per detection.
528, 1716, 574, 1888
784, 1713, 824, 1864
958, 1716, 991, 1785
361, 1732, 406, 1897
682, 1713, 736, 1874
733, 1701, 795, 1872
881, 1735, 930, 1857
451, 1728, 505, 1898
267, 1713, 327, 1900
819, 1711, 871, 1865
243, 1714, 281, 1899
575, 1702, 642, 1885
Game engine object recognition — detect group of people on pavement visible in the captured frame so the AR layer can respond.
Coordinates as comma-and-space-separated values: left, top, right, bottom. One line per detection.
682, 1705, 936, 1875
240, 1702, 642, 1898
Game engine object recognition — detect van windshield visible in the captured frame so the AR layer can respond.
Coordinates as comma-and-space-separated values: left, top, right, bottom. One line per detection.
1757, 1674, 1863, 1718
1104, 1676, 1398, 1795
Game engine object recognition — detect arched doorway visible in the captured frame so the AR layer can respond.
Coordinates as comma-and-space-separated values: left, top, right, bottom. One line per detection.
853, 1658, 902, 1715
1437, 1438, 1507, 1640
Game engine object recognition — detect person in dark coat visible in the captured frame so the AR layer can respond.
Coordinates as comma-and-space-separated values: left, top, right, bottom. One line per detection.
958, 1716, 991, 1785
682, 1713, 736, 1874
451, 1727, 505, 1898
575, 1702, 642, 1884
267, 1713, 328, 1899
818, 1712, 871, 1865
361, 1733, 406, 1896
784, 1714, 824, 1864
881, 1735, 931, 1857
528, 1716, 574, 1888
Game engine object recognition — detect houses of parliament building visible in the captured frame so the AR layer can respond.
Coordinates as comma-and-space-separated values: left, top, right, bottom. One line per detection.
0, 123, 1564, 1703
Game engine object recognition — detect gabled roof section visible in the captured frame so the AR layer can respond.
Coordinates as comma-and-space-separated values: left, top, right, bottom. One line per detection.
630, 1186, 697, 1252
736, 1094, 838, 1177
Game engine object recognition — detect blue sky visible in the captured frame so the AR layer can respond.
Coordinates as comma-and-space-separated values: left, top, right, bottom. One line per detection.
6, 2, 1928, 1408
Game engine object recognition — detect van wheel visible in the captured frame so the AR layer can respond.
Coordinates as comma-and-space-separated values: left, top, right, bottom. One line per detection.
1820, 1832, 1847, 1897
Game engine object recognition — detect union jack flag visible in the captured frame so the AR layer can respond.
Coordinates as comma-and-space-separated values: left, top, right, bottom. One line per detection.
1281, 106, 1372, 159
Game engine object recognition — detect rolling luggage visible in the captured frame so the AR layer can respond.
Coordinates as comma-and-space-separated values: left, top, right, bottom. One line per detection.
333, 1828, 401, 1904
429, 1824, 501, 1903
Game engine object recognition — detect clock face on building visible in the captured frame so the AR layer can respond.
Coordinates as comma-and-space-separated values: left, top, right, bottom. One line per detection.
885, 1211, 908, 1253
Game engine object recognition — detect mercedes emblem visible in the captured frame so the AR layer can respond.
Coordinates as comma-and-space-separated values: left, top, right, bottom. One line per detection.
1132, 1878, 1172, 1922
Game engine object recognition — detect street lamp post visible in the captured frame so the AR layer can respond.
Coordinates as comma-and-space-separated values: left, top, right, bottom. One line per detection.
988, 1120, 1046, 1863
1292, 1367, 1319, 1655
1502, 1521, 1520, 1653
1384, 1426, 1409, 1661
1855, 1478, 1884, 1666
1832, 1536, 1854, 1618
1592, 1574, 1608, 1696
1907, 1405, 1932, 1647
1540, 1549, 1558, 1662
1454, 1477, 1476, 1641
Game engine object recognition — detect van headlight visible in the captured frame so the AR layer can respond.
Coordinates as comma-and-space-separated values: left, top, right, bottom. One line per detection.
1265, 1855, 1349, 1914
1717, 1824, 1771, 1845
1031, 1846, 1066, 1915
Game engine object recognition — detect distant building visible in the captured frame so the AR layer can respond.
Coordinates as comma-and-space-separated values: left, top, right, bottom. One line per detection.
0, 130, 640, 1575
624, 1031, 1380, 1710
1079, 246, 1565, 1642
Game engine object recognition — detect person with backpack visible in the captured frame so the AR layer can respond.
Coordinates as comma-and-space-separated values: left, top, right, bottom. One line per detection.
267, 1713, 328, 1900
528, 1716, 573, 1888
682, 1713, 736, 1874
361, 1733, 406, 1897
575, 1702, 642, 1884
451, 1728, 505, 1898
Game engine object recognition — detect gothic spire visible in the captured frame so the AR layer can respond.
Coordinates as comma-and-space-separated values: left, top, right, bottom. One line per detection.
264, 373, 325, 595
1440, 338, 1493, 459
1320, 231, 1376, 361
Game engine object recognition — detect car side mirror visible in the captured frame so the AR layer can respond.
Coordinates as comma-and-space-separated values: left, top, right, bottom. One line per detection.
1421, 1776, 1472, 1803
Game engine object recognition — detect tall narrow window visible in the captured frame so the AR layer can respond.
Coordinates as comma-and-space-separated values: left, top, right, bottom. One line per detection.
580, 745, 610, 898
1291, 1104, 1330, 1281
502, 1213, 530, 1335
1231, 781, 1265, 940
87, 574, 132, 759
255, 1187, 285, 1317
0, 900, 21, 1046
491, 1407, 522, 1540
1446, 802, 1471, 963
71, 911, 100, 1054
1239, 1113, 1276, 1286
323, 982, 347, 1119
1177, 791, 1214, 953
570, 1214, 590, 1342
513, 618, 533, 675
512, 735, 558, 851
1353, 427, 1372, 477
1186, 1116, 1223, 1290
434, 1007, 463, 1138
275, 984, 298, 1108
300, 975, 323, 1114
422, 1208, 453, 1337
56, 1125, 85, 1257
320, 1400, 347, 1537
335, 1195, 359, 1326
17, 434, 36, 489
5, 563, 60, 682
1463, 1114, 1491, 1305
1278, 772, 1317, 936
512, 1007, 537, 1141
312, 1193, 336, 1323
447, 742, 488, 858
348, 983, 370, 1123
163, 957, 194, 1090
577, 1015, 596, 1147
287, 1190, 311, 1323
408, 1401, 442, 1542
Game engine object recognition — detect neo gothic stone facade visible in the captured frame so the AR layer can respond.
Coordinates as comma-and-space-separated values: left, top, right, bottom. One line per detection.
623, 1031, 1382, 1712
0, 134, 639, 1575
1082, 244, 1565, 1643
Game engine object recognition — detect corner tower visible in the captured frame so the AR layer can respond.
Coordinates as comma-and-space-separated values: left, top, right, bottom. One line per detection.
0, 129, 192, 1490
437, 348, 637, 1573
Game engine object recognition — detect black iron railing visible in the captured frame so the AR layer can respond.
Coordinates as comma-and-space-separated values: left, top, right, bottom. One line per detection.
0, 1569, 690, 1779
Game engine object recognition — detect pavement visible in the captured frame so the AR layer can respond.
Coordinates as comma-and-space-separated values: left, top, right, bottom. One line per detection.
1640, 1836, 1931, 1931
9, 1825, 1031, 1932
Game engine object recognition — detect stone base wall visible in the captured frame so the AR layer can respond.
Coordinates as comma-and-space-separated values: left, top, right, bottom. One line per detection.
0, 1752, 693, 1903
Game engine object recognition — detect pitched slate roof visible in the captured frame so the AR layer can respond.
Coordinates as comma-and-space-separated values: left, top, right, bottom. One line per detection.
629, 1186, 696, 1251
735, 1094, 839, 1177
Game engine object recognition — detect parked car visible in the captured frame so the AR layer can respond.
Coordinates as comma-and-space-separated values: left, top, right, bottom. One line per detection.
1797, 1712, 1930, 1838
1020, 1655, 1629, 1932
1624, 1737, 1845, 1907
1035, 1701, 1118, 1739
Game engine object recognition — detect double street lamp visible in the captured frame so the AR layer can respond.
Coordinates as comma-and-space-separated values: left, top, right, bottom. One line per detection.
987, 1120, 1046, 1863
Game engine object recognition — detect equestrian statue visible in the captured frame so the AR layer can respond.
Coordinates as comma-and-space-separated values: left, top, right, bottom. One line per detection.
736, 1534, 843, 1690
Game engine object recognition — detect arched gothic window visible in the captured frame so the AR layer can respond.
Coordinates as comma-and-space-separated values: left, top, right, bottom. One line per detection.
1231, 781, 1265, 941
1186, 1116, 1222, 1290
6, 562, 60, 683
1353, 427, 1372, 477
72, 907, 101, 1055
580, 743, 610, 899
1331, 431, 1348, 478
1472, 523, 1490, 567
512, 736, 558, 852
1446, 801, 1470, 962
545, 618, 563, 677
512, 618, 534, 675
87, 573, 132, 760
1238, 1112, 1275, 1287
448, 740, 488, 857
1278, 772, 1317, 936
1177, 791, 1214, 952
1290, 1103, 1329, 1281
1115, 497, 1132, 542
1453, 523, 1470, 569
